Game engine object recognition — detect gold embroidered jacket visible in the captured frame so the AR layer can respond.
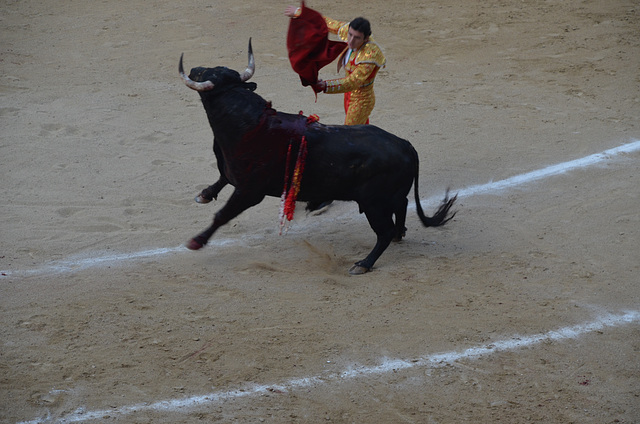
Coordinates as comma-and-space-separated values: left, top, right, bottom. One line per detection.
323, 17, 386, 94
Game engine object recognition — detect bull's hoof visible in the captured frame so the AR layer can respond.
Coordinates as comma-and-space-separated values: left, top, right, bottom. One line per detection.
186, 238, 205, 250
195, 194, 212, 204
306, 200, 333, 216
349, 264, 371, 275
393, 227, 407, 242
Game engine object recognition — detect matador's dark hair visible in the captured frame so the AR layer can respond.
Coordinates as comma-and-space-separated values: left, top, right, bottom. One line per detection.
349, 17, 372, 38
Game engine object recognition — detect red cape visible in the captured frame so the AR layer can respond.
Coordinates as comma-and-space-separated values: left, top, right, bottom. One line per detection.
287, 2, 346, 88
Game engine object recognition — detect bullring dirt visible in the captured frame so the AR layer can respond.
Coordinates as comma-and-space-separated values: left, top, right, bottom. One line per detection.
1, 0, 639, 423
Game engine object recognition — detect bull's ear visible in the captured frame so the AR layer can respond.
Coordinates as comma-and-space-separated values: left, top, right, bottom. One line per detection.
240, 38, 255, 82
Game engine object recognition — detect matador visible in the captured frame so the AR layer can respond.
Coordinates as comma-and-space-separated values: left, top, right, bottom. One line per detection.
322, 16, 386, 125
287, 5, 386, 125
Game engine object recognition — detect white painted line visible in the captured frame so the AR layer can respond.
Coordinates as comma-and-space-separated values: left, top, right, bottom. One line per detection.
2, 139, 639, 277
18, 310, 640, 424
1, 240, 243, 278
413, 138, 640, 208
444, 139, 640, 200
0, 246, 182, 277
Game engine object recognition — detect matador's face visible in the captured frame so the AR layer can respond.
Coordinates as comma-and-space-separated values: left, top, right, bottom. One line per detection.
347, 27, 368, 50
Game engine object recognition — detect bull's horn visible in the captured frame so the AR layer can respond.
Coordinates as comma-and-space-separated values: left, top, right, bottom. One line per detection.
239, 38, 255, 82
179, 53, 215, 92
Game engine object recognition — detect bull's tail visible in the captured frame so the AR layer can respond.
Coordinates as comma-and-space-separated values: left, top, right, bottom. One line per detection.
414, 162, 457, 227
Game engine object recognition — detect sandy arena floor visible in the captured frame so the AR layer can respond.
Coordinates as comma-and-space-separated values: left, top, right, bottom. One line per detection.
2, 1, 639, 423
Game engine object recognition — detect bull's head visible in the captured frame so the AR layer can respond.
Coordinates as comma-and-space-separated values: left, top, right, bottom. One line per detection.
179, 38, 255, 92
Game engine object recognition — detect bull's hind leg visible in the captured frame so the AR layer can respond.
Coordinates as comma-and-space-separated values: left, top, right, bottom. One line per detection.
392, 197, 408, 242
350, 207, 396, 275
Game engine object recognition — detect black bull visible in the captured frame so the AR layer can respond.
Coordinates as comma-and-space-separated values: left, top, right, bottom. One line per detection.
179, 41, 456, 274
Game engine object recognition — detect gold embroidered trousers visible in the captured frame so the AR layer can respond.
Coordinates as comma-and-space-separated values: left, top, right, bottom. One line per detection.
343, 84, 375, 125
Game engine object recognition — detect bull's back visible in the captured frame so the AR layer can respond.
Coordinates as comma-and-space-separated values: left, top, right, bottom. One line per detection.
300, 124, 417, 200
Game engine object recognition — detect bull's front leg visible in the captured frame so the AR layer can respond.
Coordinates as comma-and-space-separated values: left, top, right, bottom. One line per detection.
195, 176, 228, 204
195, 140, 229, 204
187, 189, 264, 250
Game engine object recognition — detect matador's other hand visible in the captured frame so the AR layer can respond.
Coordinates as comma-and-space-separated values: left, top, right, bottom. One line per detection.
284, 6, 300, 18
